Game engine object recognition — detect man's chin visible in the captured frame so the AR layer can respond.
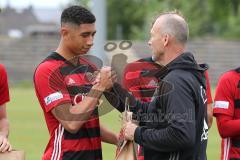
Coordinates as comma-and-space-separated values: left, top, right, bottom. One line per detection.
81, 49, 91, 54
152, 54, 162, 62
152, 54, 159, 61
77, 50, 89, 55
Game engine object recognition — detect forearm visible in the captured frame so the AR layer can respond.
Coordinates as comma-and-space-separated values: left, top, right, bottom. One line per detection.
134, 123, 195, 152
207, 103, 213, 129
0, 104, 9, 138
0, 118, 9, 138
100, 125, 118, 145
53, 85, 104, 133
216, 114, 240, 138
0, 118, 11, 152
70, 85, 104, 115
104, 83, 149, 113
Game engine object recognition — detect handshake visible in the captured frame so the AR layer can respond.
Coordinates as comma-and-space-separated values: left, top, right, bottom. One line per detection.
91, 66, 117, 91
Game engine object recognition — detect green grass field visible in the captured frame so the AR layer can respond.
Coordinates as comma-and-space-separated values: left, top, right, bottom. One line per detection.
7, 87, 221, 159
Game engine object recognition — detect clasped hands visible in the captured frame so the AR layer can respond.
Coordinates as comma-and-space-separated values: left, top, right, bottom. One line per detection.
92, 67, 138, 141
92, 66, 117, 91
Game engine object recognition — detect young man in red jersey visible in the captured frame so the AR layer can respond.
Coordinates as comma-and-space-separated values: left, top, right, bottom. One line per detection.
34, 6, 117, 160
214, 67, 240, 160
0, 64, 12, 152
123, 57, 213, 160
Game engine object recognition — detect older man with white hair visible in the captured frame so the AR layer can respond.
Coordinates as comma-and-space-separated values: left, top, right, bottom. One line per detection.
105, 11, 208, 160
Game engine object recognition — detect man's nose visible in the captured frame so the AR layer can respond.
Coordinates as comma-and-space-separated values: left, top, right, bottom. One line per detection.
87, 36, 94, 46
148, 40, 152, 46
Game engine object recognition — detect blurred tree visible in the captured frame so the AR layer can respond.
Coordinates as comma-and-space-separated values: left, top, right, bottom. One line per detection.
74, 0, 147, 40
144, 0, 213, 38
231, 0, 239, 16
208, 0, 240, 39
75, 0, 91, 8
73, 0, 240, 40
107, 0, 148, 40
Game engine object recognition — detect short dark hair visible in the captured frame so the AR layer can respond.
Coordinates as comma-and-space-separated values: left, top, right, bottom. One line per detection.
61, 5, 96, 26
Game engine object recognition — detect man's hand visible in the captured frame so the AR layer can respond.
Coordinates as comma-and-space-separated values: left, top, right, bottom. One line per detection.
94, 66, 117, 91
0, 135, 11, 152
123, 122, 138, 141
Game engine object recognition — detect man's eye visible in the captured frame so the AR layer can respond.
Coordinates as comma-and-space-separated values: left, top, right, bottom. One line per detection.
81, 34, 89, 38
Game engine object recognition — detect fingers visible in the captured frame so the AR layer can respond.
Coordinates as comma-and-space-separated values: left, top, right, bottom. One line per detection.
95, 66, 117, 90
123, 126, 129, 140
8, 144, 12, 152
122, 122, 138, 141
91, 71, 100, 85
2, 141, 10, 152
0, 136, 4, 147
87, 71, 100, 84
123, 122, 130, 138
0, 137, 11, 152
0, 136, 5, 152
111, 74, 117, 84
100, 66, 111, 75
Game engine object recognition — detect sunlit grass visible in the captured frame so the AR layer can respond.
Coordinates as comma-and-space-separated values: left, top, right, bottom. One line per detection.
7, 87, 220, 159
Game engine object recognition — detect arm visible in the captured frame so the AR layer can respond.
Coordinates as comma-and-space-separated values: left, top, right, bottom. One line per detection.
129, 75, 196, 152
0, 104, 11, 152
100, 125, 118, 145
205, 71, 213, 128
104, 83, 149, 113
0, 65, 11, 152
51, 84, 105, 133
207, 103, 213, 128
215, 113, 240, 138
213, 71, 236, 136
51, 67, 113, 134
35, 65, 114, 134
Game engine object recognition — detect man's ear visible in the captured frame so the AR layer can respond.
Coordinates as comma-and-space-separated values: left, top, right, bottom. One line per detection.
60, 27, 69, 41
163, 34, 170, 47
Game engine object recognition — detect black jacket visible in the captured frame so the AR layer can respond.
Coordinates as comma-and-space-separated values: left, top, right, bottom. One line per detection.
105, 52, 208, 160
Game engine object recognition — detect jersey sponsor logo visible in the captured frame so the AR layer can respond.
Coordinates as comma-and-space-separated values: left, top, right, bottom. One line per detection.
214, 101, 229, 109
44, 92, 63, 106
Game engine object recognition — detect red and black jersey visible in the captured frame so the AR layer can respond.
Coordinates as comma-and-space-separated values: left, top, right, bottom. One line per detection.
214, 68, 240, 160
123, 58, 212, 104
34, 52, 102, 160
123, 57, 212, 160
0, 64, 10, 106
123, 57, 167, 102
